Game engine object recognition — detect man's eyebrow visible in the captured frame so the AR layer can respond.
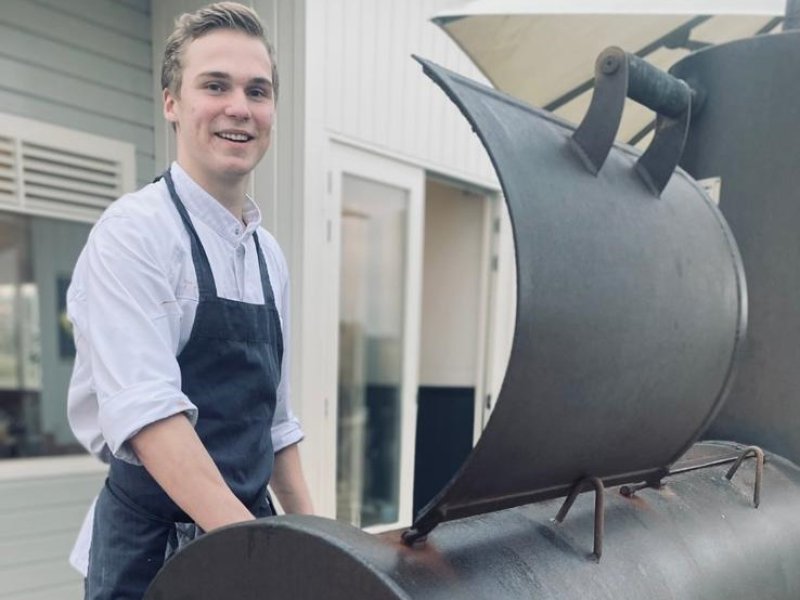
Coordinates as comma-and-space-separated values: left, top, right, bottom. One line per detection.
197, 71, 272, 86
197, 71, 232, 80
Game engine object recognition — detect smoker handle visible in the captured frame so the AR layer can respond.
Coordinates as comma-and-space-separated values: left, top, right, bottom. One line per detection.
612, 50, 693, 118
572, 46, 694, 195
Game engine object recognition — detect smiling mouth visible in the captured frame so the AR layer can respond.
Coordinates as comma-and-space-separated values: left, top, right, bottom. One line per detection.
216, 132, 253, 143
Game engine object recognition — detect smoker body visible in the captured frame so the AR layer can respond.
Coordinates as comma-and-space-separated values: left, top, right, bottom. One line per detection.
146, 443, 800, 600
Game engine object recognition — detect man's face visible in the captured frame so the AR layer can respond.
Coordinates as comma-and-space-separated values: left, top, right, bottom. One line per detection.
164, 29, 274, 188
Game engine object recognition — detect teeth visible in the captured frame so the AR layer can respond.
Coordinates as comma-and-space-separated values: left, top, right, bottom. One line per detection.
217, 132, 250, 142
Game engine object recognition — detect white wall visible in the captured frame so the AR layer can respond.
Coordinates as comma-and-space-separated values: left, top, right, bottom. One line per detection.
316, 0, 497, 187
419, 179, 487, 387
300, 0, 504, 516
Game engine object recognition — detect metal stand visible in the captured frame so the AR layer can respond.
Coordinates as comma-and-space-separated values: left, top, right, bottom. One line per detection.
554, 476, 605, 560
725, 445, 765, 508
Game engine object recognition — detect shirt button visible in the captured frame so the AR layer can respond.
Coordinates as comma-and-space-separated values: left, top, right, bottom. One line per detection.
234, 227, 241, 235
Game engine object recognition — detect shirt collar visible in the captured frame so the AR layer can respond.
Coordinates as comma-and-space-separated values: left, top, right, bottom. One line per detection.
169, 162, 262, 244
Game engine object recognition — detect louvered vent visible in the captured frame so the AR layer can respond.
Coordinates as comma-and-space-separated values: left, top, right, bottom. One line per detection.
22, 142, 123, 221
0, 135, 15, 206
0, 112, 135, 222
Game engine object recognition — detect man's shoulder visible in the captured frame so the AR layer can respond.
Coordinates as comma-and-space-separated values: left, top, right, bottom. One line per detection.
101, 179, 175, 225
86, 179, 184, 256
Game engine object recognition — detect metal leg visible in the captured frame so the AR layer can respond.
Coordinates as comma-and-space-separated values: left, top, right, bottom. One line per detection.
725, 445, 765, 508
554, 476, 605, 560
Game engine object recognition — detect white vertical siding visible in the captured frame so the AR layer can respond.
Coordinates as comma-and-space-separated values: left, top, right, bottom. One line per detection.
318, 0, 497, 187
0, 0, 153, 187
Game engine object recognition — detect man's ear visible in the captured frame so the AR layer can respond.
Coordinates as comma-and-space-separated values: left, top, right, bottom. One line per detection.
163, 88, 178, 125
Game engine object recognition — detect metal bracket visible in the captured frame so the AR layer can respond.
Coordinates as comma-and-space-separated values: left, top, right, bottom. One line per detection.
401, 509, 443, 546
554, 476, 605, 560
619, 478, 664, 498
725, 445, 765, 508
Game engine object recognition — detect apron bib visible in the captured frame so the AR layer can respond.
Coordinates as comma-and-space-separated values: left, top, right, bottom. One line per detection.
85, 169, 283, 600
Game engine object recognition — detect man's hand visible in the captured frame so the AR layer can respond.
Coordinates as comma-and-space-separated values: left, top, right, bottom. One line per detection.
271, 443, 314, 514
130, 413, 255, 531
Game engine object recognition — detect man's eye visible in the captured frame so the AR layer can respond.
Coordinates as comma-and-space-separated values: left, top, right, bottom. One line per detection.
248, 88, 271, 100
206, 82, 225, 93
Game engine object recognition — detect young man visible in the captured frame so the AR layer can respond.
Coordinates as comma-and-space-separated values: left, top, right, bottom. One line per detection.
66, 3, 313, 598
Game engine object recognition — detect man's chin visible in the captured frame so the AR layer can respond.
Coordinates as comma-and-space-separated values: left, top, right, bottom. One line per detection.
215, 160, 258, 180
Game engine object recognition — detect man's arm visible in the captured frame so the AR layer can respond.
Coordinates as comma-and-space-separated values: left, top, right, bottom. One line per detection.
130, 413, 255, 530
270, 443, 314, 514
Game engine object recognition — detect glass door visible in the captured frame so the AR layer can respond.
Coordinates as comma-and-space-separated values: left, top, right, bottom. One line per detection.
330, 143, 423, 531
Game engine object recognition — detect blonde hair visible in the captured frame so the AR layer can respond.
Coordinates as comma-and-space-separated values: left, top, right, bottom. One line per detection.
161, 2, 278, 101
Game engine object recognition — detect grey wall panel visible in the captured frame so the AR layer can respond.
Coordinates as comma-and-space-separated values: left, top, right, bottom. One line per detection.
0, 0, 151, 69
0, 0, 152, 597
32, 0, 151, 40
11, 582, 84, 600
0, 469, 105, 599
0, 24, 152, 96
1, 562, 85, 599
114, 0, 150, 14
0, 0, 154, 187
0, 56, 152, 126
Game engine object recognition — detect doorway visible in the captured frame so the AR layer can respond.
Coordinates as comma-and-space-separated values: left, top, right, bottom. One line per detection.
413, 178, 496, 515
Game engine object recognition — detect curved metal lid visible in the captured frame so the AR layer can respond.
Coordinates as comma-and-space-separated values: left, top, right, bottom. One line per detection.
407, 57, 746, 538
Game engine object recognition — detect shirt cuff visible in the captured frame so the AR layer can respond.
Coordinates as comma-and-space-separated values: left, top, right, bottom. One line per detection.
271, 417, 304, 453
98, 381, 198, 465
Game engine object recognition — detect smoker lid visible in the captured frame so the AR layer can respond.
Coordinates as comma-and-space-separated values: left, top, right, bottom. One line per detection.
406, 56, 746, 538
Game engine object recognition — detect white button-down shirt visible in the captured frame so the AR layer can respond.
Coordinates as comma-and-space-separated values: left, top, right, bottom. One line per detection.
67, 162, 302, 574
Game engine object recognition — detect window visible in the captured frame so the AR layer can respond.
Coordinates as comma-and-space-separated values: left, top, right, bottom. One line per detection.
0, 112, 135, 459
0, 213, 91, 458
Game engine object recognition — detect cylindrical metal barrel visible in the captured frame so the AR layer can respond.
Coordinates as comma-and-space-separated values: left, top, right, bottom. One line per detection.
146, 443, 800, 600
671, 31, 800, 465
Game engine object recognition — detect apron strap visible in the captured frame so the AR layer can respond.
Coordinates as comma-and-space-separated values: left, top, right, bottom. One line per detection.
161, 169, 218, 299
252, 231, 277, 307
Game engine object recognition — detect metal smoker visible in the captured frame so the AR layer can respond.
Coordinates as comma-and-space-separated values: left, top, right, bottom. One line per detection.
145, 30, 800, 600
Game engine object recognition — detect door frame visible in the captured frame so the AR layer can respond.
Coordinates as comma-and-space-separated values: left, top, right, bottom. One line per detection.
326, 140, 425, 532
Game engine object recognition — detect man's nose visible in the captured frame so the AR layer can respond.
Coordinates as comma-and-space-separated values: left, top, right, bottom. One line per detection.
225, 88, 251, 120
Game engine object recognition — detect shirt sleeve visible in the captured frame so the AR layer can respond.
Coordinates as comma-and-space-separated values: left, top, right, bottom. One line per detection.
268, 237, 304, 453
78, 213, 197, 464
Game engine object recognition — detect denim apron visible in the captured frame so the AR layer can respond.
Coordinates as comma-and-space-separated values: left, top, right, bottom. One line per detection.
85, 169, 283, 600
